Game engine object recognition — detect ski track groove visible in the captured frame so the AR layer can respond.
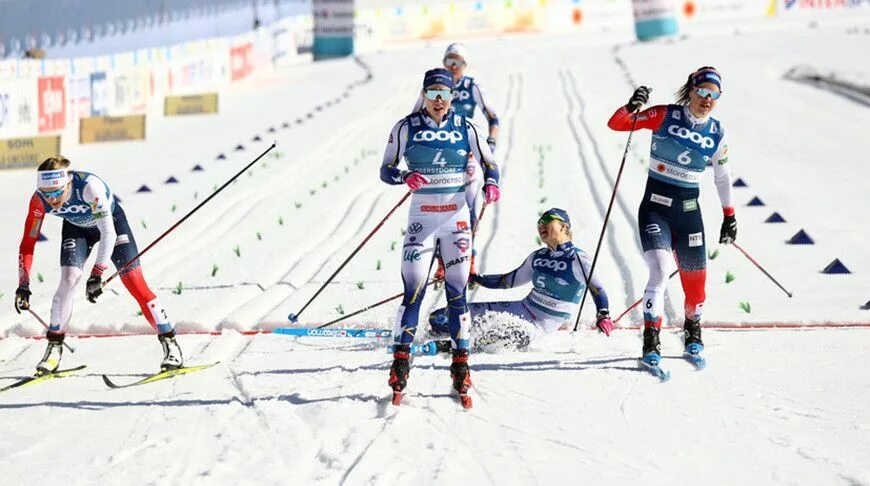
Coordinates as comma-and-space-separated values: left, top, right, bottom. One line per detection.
558, 69, 637, 313
473, 71, 521, 301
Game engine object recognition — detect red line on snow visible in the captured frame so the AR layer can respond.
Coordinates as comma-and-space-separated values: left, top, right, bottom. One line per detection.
4, 322, 870, 341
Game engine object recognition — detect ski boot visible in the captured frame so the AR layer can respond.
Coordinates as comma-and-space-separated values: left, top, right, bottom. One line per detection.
683, 318, 704, 355
450, 349, 473, 408
641, 326, 662, 367
683, 318, 706, 369
36, 331, 65, 376
158, 330, 184, 371
389, 344, 411, 405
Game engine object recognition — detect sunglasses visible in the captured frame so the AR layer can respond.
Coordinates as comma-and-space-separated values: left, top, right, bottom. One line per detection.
40, 187, 66, 199
424, 89, 453, 101
444, 58, 466, 68
695, 88, 721, 100
538, 214, 567, 226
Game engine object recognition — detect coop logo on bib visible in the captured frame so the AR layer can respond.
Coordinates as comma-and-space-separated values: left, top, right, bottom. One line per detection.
533, 258, 568, 271
668, 125, 714, 149
412, 130, 464, 143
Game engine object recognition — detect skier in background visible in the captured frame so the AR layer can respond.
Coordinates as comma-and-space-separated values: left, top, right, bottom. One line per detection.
413, 43, 500, 280
606, 67, 736, 367
428, 209, 613, 351
14, 157, 183, 374
381, 67, 500, 406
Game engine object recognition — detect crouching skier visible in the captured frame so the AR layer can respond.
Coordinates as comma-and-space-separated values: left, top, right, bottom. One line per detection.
380, 68, 500, 407
428, 209, 613, 350
14, 157, 183, 374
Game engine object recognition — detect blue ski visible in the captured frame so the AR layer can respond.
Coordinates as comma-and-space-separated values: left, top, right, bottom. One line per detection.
638, 355, 671, 382
684, 343, 706, 370
275, 327, 392, 339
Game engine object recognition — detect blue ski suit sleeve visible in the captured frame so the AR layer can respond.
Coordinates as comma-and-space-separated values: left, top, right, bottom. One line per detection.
475, 254, 534, 289
381, 118, 410, 185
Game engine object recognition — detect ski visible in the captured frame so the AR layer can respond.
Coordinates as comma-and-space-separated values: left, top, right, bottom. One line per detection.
275, 327, 392, 339
638, 356, 671, 382
387, 340, 451, 356
683, 352, 707, 370
683, 343, 706, 370
0, 365, 87, 393
102, 362, 219, 389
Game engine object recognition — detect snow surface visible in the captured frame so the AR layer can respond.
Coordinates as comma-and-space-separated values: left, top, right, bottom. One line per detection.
2, 19, 870, 486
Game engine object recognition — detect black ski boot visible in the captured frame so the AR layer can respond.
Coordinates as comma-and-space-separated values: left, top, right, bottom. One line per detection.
684, 318, 704, 355
389, 345, 410, 405
641, 326, 662, 366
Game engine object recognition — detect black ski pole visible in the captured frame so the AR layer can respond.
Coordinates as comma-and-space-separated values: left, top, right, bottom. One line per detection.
28, 309, 75, 353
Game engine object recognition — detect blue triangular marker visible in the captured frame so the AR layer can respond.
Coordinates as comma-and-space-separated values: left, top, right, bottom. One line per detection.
235, 144, 245, 151
315, 105, 322, 111
747, 196, 765, 206
281, 122, 290, 129
862, 300, 870, 310
822, 259, 850, 274
765, 212, 786, 223
268, 126, 277, 132
216, 153, 226, 160
136, 185, 151, 193
733, 178, 748, 187
191, 164, 204, 172
165, 176, 179, 184
37, 232, 48, 241
252, 135, 262, 141
787, 229, 814, 244
296, 118, 303, 124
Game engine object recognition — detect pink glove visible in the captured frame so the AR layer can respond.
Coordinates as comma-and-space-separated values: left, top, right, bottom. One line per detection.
484, 184, 500, 204
404, 172, 429, 192
596, 315, 613, 337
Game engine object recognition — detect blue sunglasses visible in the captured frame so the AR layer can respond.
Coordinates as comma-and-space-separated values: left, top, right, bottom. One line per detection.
40, 187, 65, 199
424, 89, 453, 101
696, 88, 721, 100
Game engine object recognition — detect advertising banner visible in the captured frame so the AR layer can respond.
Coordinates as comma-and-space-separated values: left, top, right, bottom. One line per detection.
230, 42, 254, 81
632, 0, 679, 40
164, 93, 219, 115
0, 135, 61, 170
313, 0, 355, 60
37, 75, 66, 133
777, 0, 870, 15
79, 114, 146, 143
90, 71, 109, 117
0, 78, 38, 137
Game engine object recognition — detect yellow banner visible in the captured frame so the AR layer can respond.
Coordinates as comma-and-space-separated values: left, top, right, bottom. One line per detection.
0, 136, 62, 170
164, 93, 219, 116
79, 115, 146, 144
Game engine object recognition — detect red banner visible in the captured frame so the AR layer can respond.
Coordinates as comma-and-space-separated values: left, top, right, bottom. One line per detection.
230, 43, 254, 81
38, 76, 66, 133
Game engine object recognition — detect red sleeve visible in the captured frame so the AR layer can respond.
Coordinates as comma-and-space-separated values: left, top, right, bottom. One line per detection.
607, 105, 667, 132
18, 193, 45, 287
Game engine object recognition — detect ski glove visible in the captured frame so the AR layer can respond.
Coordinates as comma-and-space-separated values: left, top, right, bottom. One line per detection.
627, 86, 652, 112
14, 286, 31, 314
484, 184, 500, 204
403, 171, 430, 192
468, 273, 483, 285
596, 310, 613, 337
486, 136, 497, 153
86, 275, 103, 303
719, 214, 737, 244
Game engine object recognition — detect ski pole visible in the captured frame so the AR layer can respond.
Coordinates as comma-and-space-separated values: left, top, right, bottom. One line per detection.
105, 143, 277, 285
573, 109, 641, 331
315, 202, 488, 328
28, 309, 75, 353
288, 191, 411, 323
613, 270, 678, 324
732, 242, 793, 298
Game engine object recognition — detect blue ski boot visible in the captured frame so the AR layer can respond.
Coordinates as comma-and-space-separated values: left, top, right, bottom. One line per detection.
641, 326, 661, 366
683, 318, 706, 369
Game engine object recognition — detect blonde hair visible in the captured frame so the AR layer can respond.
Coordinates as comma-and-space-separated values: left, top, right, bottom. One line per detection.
38, 156, 71, 171
676, 66, 719, 105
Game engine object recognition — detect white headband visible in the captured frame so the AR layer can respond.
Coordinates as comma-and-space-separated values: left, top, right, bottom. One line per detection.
37, 169, 70, 191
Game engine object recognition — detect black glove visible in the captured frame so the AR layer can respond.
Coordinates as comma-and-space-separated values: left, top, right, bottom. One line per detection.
626, 86, 652, 112
14, 286, 31, 314
486, 136, 496, 153
720, 214, 737, 244
469, 273, 483, 285
86, 275, 103, 303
